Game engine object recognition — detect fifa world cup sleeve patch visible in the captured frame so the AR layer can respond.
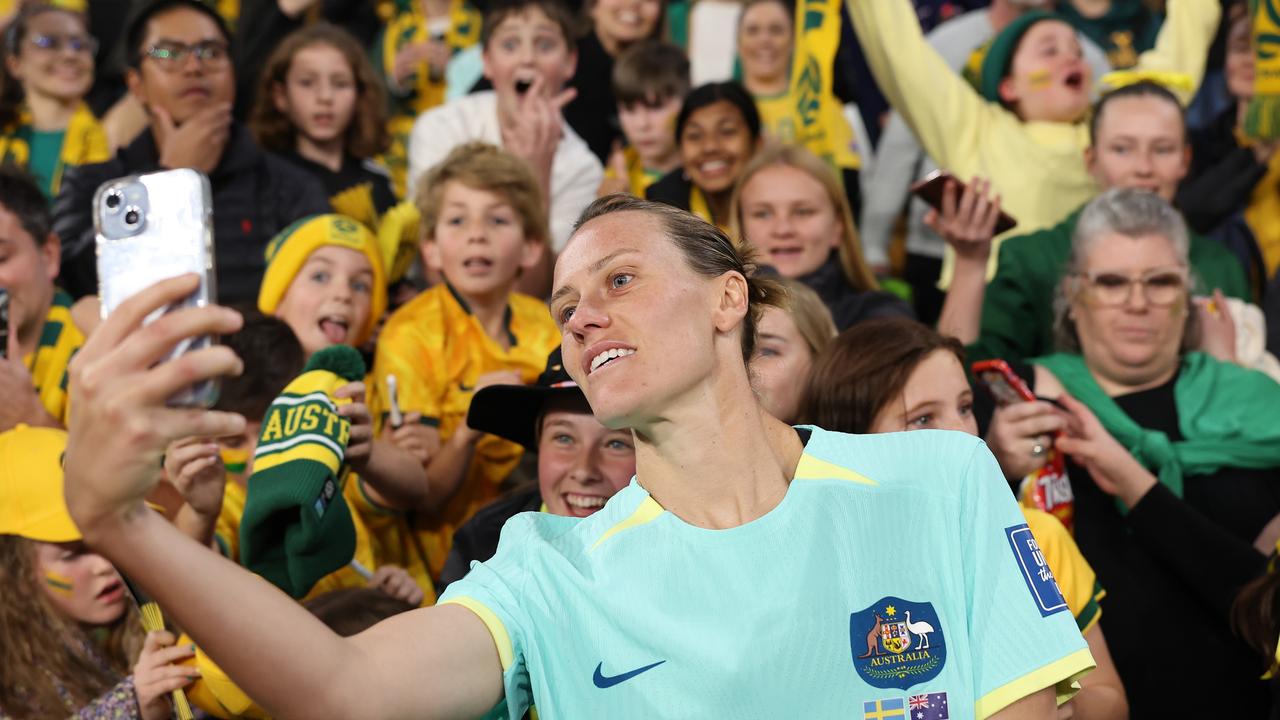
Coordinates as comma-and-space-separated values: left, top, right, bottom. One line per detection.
1005, 523, 1069, 617
850, 597, 946, 690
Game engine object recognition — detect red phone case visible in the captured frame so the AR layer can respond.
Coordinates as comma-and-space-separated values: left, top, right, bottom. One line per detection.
972, 359, 1035, 406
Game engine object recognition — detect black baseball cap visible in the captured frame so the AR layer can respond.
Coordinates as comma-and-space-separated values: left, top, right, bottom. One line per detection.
466, 347, 585, 451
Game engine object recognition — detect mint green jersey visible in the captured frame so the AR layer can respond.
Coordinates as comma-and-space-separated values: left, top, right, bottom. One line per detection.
439, 427, 1094, 718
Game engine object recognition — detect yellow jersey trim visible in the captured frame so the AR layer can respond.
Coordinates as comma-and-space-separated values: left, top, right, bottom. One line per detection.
974, 647, 1095, 719
441, 596, 515, 671
792, 454, 878, 485
589, 496, 664, 552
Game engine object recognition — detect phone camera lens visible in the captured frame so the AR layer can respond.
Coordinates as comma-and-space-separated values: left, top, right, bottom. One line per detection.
124, 208, 141, 227
105, 191, 123, 212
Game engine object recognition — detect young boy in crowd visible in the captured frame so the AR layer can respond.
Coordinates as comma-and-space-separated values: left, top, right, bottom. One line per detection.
439, 347, 637, 589
371, 142, 560, 583
163, 312, 430, 606
598, 41, 690, 198
405, 0, 602, 261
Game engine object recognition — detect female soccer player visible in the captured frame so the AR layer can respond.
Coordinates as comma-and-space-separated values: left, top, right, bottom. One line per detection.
63, 196, 1091, 718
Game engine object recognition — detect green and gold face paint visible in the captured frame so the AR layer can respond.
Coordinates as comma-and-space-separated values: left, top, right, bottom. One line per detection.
1027, 69, 1053, 90
44, 569, 74, 597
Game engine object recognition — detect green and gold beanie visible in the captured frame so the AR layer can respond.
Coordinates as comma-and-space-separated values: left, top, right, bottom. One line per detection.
239, 345, 366, 598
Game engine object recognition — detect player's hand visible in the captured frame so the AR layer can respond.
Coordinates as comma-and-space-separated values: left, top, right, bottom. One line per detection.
164, 436, 226, 518
984, 401, 1065, 480
923, 176, 1001, 264
64, 275, 246, 539
133, 630, 198, 720
369, 564, 426, 606
335, 382, 373, 473
155, 104, 231, 175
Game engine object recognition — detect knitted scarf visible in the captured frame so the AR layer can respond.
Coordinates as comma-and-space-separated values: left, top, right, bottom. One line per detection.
1244, 0, 1280, 139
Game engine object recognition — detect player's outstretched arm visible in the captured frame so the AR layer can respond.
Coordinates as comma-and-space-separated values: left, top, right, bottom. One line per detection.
64, 275, 504, 720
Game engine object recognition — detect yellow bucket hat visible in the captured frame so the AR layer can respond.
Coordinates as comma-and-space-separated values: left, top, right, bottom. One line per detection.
0, 425, 80, 543
257, 214, 387, 346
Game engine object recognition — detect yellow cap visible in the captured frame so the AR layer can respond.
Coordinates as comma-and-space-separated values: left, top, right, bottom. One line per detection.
257, 214, 387, 346
0, 425, 81, 543
178, 636, 271, 718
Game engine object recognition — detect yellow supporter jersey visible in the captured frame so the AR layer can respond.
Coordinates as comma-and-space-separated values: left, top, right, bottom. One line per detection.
213, 476, 247, 562
603, 146, 665, 197
369, 283, 560, 580
1022, 507, 1104, 634
22, 290, 84, 426
339, 471, 436, 604
0, 104, 109, 198
755, 90, 860, 171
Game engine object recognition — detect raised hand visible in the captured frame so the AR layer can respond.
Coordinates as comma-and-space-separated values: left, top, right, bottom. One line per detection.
369, 564, 426, 606
924, 176, 1002, 264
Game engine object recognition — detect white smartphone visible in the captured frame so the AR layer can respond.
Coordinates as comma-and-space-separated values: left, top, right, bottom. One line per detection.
95, 168, 218, 407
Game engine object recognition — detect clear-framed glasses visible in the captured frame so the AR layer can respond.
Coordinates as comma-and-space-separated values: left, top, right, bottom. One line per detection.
1077, 267, 1189, 307
28, 33, 98, 56
143, 41, 230, 71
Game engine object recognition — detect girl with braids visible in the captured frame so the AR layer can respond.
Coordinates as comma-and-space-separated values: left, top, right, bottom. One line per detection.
0, 426, 198, 720
64, 196, 1090, 718
0, 4, 107, 202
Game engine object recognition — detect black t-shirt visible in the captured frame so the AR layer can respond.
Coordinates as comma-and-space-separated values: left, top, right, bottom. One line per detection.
1018, 364, 1275, 717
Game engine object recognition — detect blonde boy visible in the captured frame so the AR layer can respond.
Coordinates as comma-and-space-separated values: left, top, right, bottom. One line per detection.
372, 142, 560, 581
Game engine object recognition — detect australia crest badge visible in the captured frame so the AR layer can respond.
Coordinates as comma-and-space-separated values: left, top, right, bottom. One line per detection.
850, 596, 946, 690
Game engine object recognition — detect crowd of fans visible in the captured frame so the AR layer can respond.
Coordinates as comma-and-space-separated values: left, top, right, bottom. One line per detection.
2, 0, 1280, 716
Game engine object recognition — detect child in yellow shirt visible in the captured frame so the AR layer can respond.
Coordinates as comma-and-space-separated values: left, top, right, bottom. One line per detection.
371, 142, 561, 581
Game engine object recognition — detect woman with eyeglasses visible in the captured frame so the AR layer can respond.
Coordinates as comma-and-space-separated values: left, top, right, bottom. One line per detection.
997, 188, 1280, 716
0, 4, 107, 201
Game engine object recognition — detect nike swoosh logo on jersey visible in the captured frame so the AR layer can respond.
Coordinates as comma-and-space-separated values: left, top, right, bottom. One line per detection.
592, 660, 665, 688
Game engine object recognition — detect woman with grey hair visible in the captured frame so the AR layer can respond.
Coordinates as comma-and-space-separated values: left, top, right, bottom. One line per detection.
1016, 188, 1280, 715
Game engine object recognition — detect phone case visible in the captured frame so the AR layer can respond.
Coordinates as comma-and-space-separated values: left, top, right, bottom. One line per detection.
972, 359, 1035, 406
95, 169, 218, 407
910, 169, 1018, 236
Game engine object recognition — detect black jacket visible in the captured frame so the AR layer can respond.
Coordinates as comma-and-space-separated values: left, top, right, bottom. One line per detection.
794, 252, 914, 331
54, 123, 330, 303
438, 487, 542, 593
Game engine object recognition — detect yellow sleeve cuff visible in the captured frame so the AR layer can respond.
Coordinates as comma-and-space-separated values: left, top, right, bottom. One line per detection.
974, 647, 1096, 719
441, 596, 515, 671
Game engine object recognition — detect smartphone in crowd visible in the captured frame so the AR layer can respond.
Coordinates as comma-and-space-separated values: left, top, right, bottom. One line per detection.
911, 170, 1018, 236
972, 359, 1035, 407
95, 169, 219, 407
0, 287, 9, 360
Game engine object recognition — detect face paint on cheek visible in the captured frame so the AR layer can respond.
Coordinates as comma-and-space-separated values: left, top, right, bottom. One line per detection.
1028, 69, 1053, 90
44, 570, 74, 597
